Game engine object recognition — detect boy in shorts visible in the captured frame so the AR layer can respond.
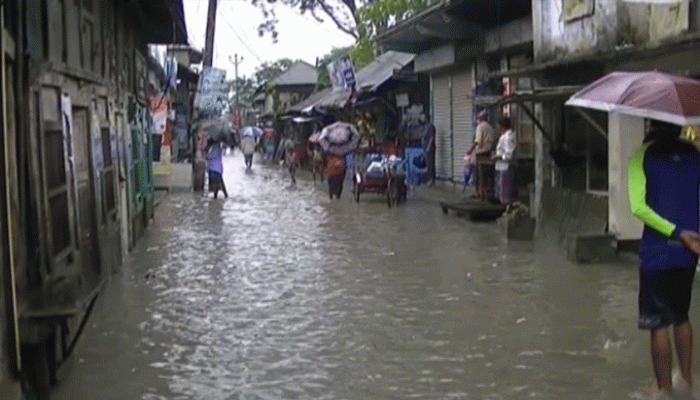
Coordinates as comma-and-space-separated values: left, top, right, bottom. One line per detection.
628, 120, 700, 398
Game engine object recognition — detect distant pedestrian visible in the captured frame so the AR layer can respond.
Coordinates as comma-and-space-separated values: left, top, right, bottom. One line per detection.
262, 126, 276, 162
206, 139, 227, 199
492, 116, 517, 205
240, 132, 258, 170
628, 120, 700, 399
286, 142, 306, 185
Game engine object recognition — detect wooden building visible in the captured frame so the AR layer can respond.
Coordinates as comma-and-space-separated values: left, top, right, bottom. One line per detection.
0, 1, 187, 398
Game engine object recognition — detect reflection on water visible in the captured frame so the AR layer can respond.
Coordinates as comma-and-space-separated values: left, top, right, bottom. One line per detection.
55, 153, 700, 400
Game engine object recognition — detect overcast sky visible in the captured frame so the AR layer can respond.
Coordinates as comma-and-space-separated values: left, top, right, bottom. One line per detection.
183, 0, 356, 80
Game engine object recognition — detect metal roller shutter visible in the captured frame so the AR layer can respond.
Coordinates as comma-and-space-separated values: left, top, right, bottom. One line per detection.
431, 74, 451, 180
451, 70, 473, 183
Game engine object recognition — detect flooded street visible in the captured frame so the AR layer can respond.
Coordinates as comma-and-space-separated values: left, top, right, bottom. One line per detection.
53, 152, 699, 400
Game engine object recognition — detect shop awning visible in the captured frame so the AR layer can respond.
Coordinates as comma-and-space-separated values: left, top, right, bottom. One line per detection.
474, 86, 582, 106
475, 86, 583, 144
286, 52, 415, 115
376, 0, 531, 53
355, 51, 415, 92
483, 32, 700, 80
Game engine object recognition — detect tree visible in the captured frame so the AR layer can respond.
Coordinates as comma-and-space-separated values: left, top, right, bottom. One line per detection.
226, 59, 302, 125
254, 0, 432, 47
311, 0, 430, 87
352, 0, 432, 62
254, 0, 359, 39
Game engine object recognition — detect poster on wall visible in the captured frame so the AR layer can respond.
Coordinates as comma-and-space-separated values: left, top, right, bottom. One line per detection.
90, 104, 104, 171
61, 93, 78, 244
195, 67, 228, 113
562, 0, 595, 21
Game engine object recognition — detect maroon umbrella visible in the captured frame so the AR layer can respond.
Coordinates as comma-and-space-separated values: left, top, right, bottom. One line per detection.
308, 132, 322, 143
318, 122, 360, 156
565, 71, 700, 125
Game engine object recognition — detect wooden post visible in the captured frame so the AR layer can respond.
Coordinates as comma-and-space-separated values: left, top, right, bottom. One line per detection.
1, 2, 22, 374
202, 0, 217, 68
195, 0, 218, 191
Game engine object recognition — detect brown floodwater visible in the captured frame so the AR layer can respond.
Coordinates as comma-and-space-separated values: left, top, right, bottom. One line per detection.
53, 152, 700, 400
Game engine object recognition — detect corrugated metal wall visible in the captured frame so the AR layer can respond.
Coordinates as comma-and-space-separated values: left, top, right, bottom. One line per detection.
451, 70, 473, 183
432, 74, 451, 180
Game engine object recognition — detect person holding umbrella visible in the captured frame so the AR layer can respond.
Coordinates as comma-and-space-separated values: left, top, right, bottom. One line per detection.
206, 138, 228, 199
240, 126, 261, 170
628, 120, 700, 399
318, 116, 360, 199
567, 71, 700, 398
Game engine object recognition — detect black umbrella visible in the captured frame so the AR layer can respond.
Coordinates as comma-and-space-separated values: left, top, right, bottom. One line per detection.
200, 118, 235, 146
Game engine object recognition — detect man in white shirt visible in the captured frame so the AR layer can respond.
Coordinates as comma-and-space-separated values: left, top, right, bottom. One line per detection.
493, 116, 517, 204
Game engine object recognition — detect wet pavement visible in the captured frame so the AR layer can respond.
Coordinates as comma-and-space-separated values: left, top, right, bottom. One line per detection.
52, 152, 700, 400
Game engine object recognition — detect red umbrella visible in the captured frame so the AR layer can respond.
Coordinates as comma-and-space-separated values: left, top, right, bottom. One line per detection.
565, 71, 700, 125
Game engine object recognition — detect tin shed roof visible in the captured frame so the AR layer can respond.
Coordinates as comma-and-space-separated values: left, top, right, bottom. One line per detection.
355, 51, 415, 92
269, 61, 318, 87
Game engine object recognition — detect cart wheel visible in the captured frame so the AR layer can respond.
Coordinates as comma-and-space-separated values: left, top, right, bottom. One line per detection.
386, 178, 393, 208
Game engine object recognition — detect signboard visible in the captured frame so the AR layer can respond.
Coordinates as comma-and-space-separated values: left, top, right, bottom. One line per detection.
396, 93, 409, 108
196, 67, 228, 113
327, 56, 356, 90
562, 0, 594, 21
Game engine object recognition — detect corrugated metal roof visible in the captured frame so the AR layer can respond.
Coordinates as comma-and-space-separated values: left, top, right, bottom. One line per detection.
355, 51, 415, 92
287, 88, 333, 112
285, 87, 353, 113
269, 61, 318, 86
285, 51, 414, 114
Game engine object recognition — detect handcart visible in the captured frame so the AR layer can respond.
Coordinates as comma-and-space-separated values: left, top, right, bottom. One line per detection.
352, 149, 407, 208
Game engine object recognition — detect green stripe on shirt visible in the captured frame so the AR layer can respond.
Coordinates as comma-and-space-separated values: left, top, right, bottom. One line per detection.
628, 141, 677, 238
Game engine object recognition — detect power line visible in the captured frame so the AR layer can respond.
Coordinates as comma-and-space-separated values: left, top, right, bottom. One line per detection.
218, 7, 264, 64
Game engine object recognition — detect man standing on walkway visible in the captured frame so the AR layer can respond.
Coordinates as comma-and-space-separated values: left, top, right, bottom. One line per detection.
465, 110, 495, 194
493, 116, 516, 204
628, 120, 700, 399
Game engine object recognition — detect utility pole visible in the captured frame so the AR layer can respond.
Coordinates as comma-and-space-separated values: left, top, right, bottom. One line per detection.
235, 54, 240, 110
203, 0, 217, 67
195, 0, 218, 192
229, 54, 243, 129
229, 54, 242, 109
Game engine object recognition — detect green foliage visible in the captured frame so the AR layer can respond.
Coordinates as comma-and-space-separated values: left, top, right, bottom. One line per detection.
356, 0, 431, 37
228, 58, 303, 115
349, 0, 431, 72
504, 201, 530, 221
350, 36, 375, 69
229, 77, 257, 108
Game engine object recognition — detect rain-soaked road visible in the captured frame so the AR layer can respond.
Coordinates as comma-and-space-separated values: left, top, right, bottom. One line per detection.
53, 152, 700, 400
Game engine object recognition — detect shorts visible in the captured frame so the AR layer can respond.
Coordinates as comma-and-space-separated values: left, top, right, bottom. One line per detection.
638, 267, 696, 330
